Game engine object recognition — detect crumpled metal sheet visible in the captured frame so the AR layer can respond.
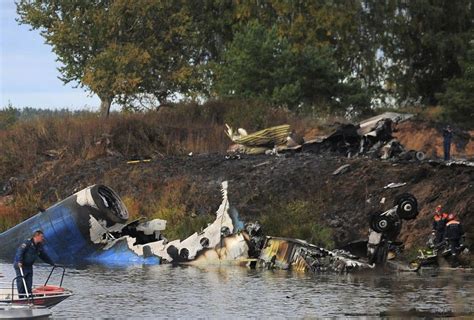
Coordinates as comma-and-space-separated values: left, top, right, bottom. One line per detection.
147, 181, 244, 263
225, 124, 291, 147
357, 112, 414, 136
259, 237, 372, 273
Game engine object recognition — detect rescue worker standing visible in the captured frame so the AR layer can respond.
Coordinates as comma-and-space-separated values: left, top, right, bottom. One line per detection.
442, 125, 453, 161
432, 205, 448, 247
445, 214, 464, 263
13, 230, 54, 298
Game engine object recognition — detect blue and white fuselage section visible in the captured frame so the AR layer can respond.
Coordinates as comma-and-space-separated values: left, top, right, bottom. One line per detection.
0, 185, 162, 265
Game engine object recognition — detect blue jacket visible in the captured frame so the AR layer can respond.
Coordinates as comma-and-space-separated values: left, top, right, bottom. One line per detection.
443, 128, 453, 144
14, 239, 54, 270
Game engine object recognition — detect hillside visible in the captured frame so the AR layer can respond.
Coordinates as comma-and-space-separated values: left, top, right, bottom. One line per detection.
0, 112, 473, 255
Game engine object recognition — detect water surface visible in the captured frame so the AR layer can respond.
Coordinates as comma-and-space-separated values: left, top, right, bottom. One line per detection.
1, 262, 472, 319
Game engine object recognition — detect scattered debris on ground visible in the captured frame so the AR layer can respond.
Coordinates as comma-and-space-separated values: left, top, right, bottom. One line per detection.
225, 112, 432, 162
5, 181, 465, 272
384, 182, 407, 189
1, 113, 472, 268
332, 164, 351, 175
225, 124, 293, 155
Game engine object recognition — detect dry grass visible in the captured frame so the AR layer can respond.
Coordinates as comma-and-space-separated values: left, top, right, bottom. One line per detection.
145, 176, 213, 240
0, 185, 45, 230
7, 100, 449, 235
0, 204, 18, 231
0, 100, 316, 180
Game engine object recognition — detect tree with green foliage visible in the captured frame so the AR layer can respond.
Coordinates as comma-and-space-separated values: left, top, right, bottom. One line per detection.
371, 0, 473, 105
438, 37, 474, 128
214, 22, 369, 115
231, 1, 381, 92
15, 0, 473, 118
0, 104, 19, 130
16, 0, 201, 117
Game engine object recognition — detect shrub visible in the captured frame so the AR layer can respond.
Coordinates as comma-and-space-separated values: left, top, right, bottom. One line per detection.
146, 177, 213, 240
260, 199, 335, 249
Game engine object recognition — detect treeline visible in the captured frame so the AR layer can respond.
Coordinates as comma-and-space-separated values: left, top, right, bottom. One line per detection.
16, 1, 474, 126
0, 105, 94, 130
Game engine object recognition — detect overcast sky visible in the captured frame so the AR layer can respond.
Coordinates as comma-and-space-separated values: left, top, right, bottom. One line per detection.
0, 0, 101, 110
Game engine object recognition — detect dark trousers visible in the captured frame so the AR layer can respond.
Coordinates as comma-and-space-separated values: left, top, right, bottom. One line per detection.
434, 231, 445, 246
444, 141, 451, 160
448, 239, 461, 255
14, 267, 33, 298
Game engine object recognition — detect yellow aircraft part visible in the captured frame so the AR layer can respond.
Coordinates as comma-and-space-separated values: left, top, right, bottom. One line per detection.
227, 125, 291, 147
260, 237, 296, 270
292, 256, 310, 273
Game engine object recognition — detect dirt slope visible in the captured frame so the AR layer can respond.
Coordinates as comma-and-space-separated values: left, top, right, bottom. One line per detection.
21, 151, 473, 251
395, 120, 474, 159
1, 117, 472, 253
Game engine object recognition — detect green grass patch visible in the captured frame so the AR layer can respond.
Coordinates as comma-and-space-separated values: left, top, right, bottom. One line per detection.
260, 199, 335, 249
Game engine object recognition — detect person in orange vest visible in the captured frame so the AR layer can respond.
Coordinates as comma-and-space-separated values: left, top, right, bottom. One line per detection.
432, 205, 448, 246
445, 213, 464, 256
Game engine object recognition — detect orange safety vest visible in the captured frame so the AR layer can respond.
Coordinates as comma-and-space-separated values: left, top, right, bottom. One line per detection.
434, 213, 448, 221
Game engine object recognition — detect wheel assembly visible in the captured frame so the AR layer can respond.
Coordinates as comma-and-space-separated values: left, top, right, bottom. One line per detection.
370, 211, 401, 238
394, 193, 418, 220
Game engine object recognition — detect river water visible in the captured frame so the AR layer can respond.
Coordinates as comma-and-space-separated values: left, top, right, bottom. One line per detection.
1, 262, 473, 319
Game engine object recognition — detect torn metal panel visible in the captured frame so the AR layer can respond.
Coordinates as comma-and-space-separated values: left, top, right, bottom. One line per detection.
188, 233, 251, 266
258, 237, 372, 273
146, 181, 248, 263
225, 124, 291, 147
227, 144, 270, 155
0, 185, 161, 265
333, 164, 351, 175
445, 160, 474, 167
258, 193, 420, 273
225, 124, 299, 155
302, 124, 360, 155
259, 237, 304, 270
380, 139, 405, 159
384, 182, 407, 189
358, 112, 414, 136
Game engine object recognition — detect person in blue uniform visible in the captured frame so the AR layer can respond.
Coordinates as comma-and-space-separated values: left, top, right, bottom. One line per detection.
442, 125, 453, 161
13, 230, 54, 298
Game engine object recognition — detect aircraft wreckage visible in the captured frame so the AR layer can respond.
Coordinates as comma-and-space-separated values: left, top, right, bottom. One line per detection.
0, 183, 420, 272
224, 112, 427, 161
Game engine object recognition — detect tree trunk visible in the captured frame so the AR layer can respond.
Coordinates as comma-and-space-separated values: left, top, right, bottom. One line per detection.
99, 96, 113, 118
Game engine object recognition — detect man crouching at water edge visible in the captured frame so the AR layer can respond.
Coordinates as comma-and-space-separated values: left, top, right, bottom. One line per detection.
13, 230, 54, 298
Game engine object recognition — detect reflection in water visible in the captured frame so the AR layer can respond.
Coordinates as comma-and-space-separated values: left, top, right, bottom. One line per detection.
0, 263, 472, 318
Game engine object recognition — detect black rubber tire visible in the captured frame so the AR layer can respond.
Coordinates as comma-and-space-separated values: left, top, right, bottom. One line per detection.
416, 151, 426, 161
370, 211, 402, 237
371, 212, 393, 233
394, 193, 418, 220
